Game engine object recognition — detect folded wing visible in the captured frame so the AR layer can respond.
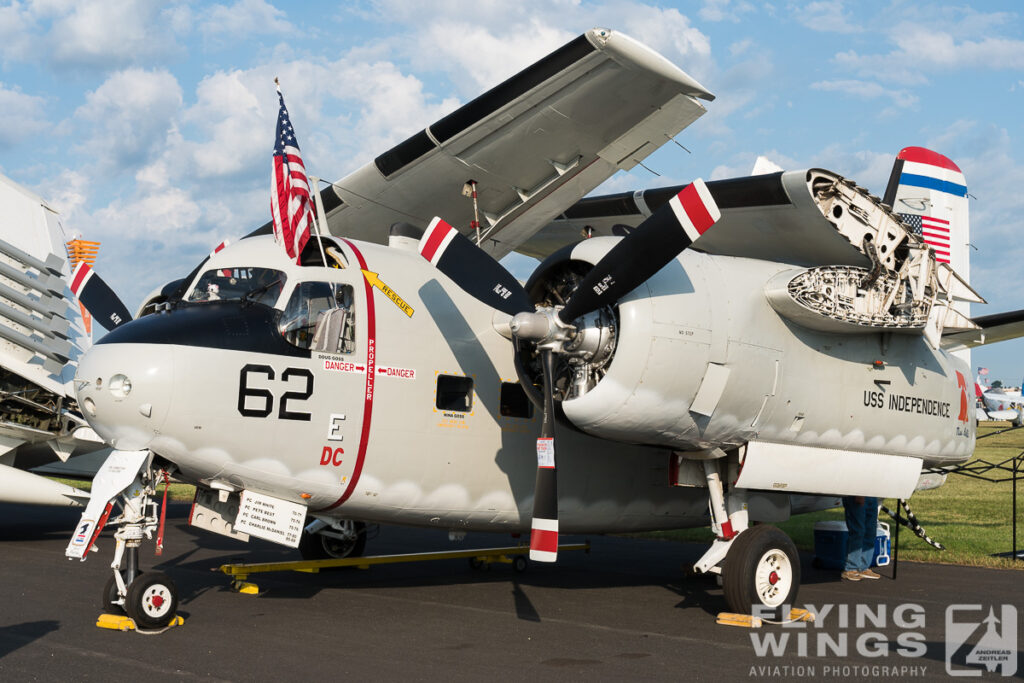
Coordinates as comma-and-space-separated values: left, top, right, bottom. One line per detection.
314, 28, 713, 258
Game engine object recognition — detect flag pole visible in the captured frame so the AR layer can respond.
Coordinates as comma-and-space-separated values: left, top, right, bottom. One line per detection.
274, 76, 328, 267
309, 175, 330, 267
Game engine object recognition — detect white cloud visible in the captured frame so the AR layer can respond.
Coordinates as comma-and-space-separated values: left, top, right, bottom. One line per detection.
74, 68, 184, 170
367, 0, 714, 95
47, 0, 183, 69
811, 79, 918, 109
0, 1, 38, 63
729, 38, 753, 57
198, 0, 293, 46
415, 19, 573, 92
792, 1, 861, 34
34, 168, 91, 235
835, 22, 1024, 84
0, 84, 50, 145
181, 69, 270, 179
699, 0, 756, 23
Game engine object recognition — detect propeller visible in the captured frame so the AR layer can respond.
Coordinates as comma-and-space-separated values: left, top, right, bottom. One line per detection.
418, 179, 721, 562
69, 262, 133, 332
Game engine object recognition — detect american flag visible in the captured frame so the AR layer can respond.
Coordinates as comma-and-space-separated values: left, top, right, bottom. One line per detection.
271, 84, 313, 264
978, 367, 989, 376
899, 212, 950, 263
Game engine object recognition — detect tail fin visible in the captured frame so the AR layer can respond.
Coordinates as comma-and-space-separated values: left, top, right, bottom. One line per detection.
883, 146, 969, 284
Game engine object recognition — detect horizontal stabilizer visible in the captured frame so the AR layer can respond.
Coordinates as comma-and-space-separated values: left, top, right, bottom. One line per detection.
942, 308, 1024, 350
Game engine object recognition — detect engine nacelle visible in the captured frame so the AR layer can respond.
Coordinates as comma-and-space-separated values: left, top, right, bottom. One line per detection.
531, 238, 785, 451
533, 237, 973, 464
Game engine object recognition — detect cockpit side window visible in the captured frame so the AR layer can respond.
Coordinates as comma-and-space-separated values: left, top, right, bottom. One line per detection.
187, 267, 285, 306
279, 281, 356, 353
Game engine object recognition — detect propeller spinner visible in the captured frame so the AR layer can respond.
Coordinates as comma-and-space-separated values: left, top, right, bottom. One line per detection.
418, 179, 721, 562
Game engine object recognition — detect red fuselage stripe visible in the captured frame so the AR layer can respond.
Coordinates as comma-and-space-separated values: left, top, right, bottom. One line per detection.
319, 239, 376, 511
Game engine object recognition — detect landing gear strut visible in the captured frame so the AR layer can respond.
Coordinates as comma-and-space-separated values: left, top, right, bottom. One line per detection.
689, 453, 801, 618
66, 449, 180, 630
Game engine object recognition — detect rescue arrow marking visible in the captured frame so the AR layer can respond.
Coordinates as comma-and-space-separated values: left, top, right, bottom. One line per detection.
361, 270, 414, 318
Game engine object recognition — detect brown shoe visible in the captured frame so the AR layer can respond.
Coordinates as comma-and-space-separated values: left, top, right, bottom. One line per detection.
841, 570, 861, 581
858, 569, 881, 580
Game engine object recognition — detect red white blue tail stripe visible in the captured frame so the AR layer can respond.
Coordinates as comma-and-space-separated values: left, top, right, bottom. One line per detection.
892, 147, 967, 198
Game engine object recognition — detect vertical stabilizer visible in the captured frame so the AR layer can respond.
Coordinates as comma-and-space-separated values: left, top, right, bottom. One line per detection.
883, 146, 969, 285
884, 147, 971, 363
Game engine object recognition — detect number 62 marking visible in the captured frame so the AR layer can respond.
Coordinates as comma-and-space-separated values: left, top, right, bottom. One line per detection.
238, 364, 314, 421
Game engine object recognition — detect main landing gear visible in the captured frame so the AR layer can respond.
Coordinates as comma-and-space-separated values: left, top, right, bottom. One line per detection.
66, 450, 180, 630
690, 455, 800, 619
298, 518, 368, 561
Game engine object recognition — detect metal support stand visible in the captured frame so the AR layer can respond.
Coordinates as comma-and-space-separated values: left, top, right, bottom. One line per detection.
1014, 455, 1019, 561
920, 428, 1024, 561
892, 498, 901, 580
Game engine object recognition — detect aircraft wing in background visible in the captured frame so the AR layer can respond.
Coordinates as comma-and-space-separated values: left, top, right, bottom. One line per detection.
942, 309, 1024, 351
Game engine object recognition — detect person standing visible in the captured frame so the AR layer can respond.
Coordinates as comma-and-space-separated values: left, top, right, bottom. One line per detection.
841, 496, 880, 581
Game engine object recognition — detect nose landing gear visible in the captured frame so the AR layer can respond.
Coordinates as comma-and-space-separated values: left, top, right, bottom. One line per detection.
66, 449, 181, 631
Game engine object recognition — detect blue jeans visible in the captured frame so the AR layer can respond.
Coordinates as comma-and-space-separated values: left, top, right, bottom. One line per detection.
843, 496, 879, 571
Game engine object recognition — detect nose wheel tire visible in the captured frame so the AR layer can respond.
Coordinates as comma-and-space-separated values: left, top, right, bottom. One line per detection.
298, 520, 367, 561
722, 524, 799, 620
125, 572, 178, 630
102, 575, 125, 614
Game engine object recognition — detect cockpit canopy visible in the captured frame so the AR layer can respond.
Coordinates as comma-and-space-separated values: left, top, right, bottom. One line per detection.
187, 267, 285, 306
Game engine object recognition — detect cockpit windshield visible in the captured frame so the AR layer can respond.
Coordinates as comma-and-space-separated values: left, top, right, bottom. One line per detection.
187, 267, 285, 306
279, 281, 356, 353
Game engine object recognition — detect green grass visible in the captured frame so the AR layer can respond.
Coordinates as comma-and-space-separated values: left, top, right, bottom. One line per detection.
643, 422, 1024, 570
51, 477, 196, 502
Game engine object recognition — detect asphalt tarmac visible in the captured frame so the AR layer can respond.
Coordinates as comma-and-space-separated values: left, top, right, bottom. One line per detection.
0, 502, 1020, 681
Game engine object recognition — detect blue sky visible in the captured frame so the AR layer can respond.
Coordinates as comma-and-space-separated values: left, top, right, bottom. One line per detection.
1, 0, 1023, 384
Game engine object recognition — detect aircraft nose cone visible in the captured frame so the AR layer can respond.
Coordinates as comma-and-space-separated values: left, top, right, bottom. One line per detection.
75, 343, 173, 451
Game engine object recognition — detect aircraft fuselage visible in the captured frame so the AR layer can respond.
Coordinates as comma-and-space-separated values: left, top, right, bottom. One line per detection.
75, 234, 974, 534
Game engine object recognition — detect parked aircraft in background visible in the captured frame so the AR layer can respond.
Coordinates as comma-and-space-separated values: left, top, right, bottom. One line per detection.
975, 378, 1022, 425
0, 173, 109, 508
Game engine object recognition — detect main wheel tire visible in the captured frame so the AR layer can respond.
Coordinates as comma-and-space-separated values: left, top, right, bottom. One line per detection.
125, 572, 178, 630
722, 524, 800, 620
101, 575, 125, 614
298, 520, 367, 561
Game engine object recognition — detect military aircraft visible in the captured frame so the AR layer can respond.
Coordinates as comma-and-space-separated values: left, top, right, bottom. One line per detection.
62, 28, 1024, 629
0, 172, 109, 508
975, 379, 1022, 425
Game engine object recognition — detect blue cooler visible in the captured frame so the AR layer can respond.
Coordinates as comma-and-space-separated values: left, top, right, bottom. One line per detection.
814, 520, 890, 570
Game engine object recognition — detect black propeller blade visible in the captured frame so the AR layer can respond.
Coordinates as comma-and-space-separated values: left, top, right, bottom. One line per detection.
557, 178, 719, 324
529, 348, 559, 562
419, 217, 533, 316
69, 262, 133, 332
